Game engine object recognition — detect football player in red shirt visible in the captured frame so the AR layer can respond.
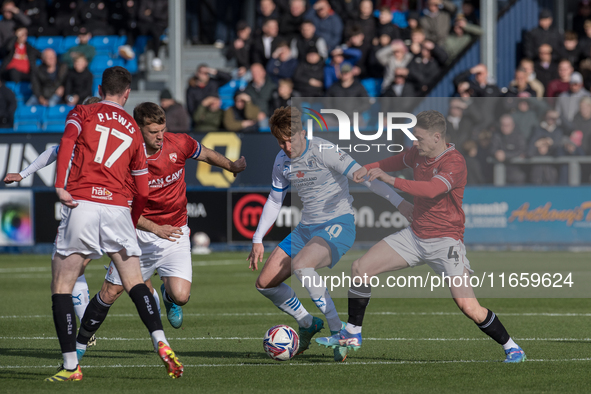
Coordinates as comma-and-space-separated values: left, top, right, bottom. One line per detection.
73, 102, 246, 357
47, 67, 183, 382
316, 110, 526, 363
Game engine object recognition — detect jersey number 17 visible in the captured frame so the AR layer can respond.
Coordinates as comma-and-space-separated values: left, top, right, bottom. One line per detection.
94, 125, 133, 168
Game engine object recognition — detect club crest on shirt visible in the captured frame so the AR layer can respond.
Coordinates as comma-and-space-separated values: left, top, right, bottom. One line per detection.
433, 168, 438, 175
306, 158, 317, 169
169, 153, 177, 163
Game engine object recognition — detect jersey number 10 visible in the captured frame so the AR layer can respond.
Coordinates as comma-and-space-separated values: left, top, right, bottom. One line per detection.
94, 124, 133, 168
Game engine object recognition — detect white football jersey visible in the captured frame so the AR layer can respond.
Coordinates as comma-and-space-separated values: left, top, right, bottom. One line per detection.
271, 137, 359, 225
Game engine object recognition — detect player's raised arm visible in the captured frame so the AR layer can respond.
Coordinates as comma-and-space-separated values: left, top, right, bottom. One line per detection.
195, 145, 247, 177
366, 167, 450, 199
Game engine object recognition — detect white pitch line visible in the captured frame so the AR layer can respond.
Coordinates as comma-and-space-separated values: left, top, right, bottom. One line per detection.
2, 358, 591, 370
3, 311, 591, 319
2, 336, 591, 342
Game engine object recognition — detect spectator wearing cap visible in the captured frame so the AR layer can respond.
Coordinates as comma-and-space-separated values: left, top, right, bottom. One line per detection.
345, 0, 377, 49
193, 96, 223, 132
444, 14, 482, 62
533, 44, 558, 89
224, 21, 253, 78
504, 67, 537, 98
376, 39, 413, 91
61, 27, 96, 69
518, 58, 545, 97
160, 89, 190, 132
304, 0, 343, 51
244, 62, 276, 124
546, 59, 574, 99
251, 17, 281, 65
63, 55, 93, 106
279, 0, 307, 42
556, 71, 591, 122
266, 40, 298, 84
290, 19, 328, 62
292, 46, 325, 97
0, 25, 40, 83
186, 64, 231, 119
27, 48, 68, 106
376, 7, 401, 41
326, 63, 368, 98
419, 0, 457, 48
324, 45, 362, 89
523, 9, 562, 60
223, 91, 260, 133
0, 1, 30, 48
407, 39, 448, 93
0, 79, 17, 128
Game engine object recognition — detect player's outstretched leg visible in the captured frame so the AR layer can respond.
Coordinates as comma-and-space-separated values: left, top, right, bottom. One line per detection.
451, 279, 525, 363
76, 291, 114, 360
294, 267, 346, 361
316, 281, 368, 352
161, 284, 183, 329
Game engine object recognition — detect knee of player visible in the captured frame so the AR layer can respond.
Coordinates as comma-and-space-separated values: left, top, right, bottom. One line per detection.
351, 258, 364, 277
174, 293, 190, 306
100, 281, 124, 304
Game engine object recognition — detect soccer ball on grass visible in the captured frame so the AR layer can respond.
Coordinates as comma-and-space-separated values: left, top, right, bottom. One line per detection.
263, 325, 299, 361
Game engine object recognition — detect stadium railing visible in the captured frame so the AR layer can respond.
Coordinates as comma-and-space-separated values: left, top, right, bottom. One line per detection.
493, 156, 591, 186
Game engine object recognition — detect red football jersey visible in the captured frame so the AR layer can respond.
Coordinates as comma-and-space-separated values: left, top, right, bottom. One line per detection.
55, 101, 148, 207
142, 133, 201, 227
401, 145, 467, 241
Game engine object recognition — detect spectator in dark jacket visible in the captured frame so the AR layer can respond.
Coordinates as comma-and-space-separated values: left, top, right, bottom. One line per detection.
290, 19, 328, 62
0, 80, 17, 128
324, 46, 362, 89
27, 48, 68, 106
381, 68, 417, 98
244, 62, 276, 119
377, 7, 401, 40
490, 114, 527, 184
251, 17, 280, 65
224, 21, 252, 78
344, 24, 371, 77
1, 25, 41, 82
407, 39, 447, 93
223, 91, 260, 133
186, 64, 232, 118
272, 78, 300, 109
63, 55, 93, 105
266, 40, 298, 84
419, 0, 457, 47
557, 31, 583, 70
292, 46, 324, 97
533, 44, 558, 90
453, 63, 501, 98
193, 96, 223, 132
160, 89, 190, 132
445, 97, 473, 146
255, 0, 279, 34
0, 1, 30, 48
523, 9, 562, 60
462, 140, 486, 185
326, 63, 371, 122
279, 0, 307, 41
304, 0, 343, 51
345, 0, 376, 48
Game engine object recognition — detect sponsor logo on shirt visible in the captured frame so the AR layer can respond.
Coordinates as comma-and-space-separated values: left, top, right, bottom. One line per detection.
149, 168, 184, 188
91, 186, 113, 200
296, 171, 305, 178
169, 153, 177, 163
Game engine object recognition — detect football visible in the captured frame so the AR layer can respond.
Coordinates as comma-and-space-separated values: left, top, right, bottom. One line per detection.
263, 325, 299, 361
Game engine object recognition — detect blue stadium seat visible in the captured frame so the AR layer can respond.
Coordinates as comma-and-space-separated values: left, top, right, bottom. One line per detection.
361, 78, 382, 98
14, 105, 45, 132
89, 56, 122, 75
6, 82, 33, 102
59, 36, 79, 54
34, 36, 62, 52
123, 57, 138, 74
133, 35, 149, 56
89, 35, 120, 56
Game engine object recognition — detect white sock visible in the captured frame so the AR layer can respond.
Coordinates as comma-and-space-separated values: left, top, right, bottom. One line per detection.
152, 288, 161, 315
151, 329, 168, 351
345, 322, 362, 335
63, 351, 78, 370
502, 337, 518, 351
258, 283, 313, 328
72, 274, 90, 323
294, 268, 341, 332
76, 341, 87, 352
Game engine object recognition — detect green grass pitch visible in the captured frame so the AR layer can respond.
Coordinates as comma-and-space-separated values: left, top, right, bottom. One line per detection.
1, 252, 591, 393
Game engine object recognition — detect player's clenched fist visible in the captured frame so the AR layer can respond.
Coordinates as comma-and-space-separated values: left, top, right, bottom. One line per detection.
367, 168, 395, 185
230, 156, 247, 177
352, 166, 368, 183
247, 243, 265, 271
56, 187, 79, 208
3, 173, 22, 184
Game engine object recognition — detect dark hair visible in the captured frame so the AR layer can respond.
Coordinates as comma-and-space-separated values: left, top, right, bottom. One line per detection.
564, 31, 578, 41
416, 110, 446, 137
263, 17, 278, 25
133, 102, 166, 128
101, 66, 131, 96
269, 106, 302, 140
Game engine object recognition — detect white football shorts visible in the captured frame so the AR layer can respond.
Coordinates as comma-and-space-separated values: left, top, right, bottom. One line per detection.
383, 227, 473, 277
54, 200, 141, 259
106, 224, 192, 285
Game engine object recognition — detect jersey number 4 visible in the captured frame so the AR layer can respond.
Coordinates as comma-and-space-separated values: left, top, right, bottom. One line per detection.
94, 125, 133, 168
447, 246, 460, 262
